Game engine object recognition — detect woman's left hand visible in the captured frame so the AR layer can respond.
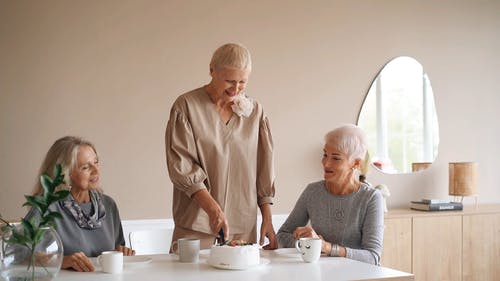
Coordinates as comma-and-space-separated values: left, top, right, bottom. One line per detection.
259, 203, 277, 250
260, 219, 277, 250
115, 245, 135, 256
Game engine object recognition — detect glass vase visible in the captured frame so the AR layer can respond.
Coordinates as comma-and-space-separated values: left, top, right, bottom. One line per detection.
1, 225, 63, 281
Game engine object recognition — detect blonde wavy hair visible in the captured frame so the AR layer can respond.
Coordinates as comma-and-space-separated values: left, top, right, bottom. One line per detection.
32, 136, 98, 196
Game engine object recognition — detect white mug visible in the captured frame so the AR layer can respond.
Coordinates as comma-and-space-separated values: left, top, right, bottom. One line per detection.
172, 238, 200, 263
295, 237, 322, 263
98, 251, 123, 274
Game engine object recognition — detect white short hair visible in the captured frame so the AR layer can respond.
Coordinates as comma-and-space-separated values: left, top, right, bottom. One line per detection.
210, 43, 252, 71
325, 124, 368, 160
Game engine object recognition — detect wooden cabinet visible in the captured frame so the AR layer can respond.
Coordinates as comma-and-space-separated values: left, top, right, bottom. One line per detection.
412, 215, 462, 281
462, 212, 500, 281
382, 204, 500, 281
381, 217, 412, 273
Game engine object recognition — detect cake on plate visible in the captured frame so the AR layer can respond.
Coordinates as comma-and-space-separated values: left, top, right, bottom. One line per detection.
208, 240, 260, 269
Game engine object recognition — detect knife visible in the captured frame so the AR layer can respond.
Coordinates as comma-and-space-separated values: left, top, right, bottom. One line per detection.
218, 228, 225, 246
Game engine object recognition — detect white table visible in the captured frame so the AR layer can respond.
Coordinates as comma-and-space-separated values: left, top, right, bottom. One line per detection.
55, 250, 413, 281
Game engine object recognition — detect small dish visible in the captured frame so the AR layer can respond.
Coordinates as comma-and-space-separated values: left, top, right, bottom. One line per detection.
208, 257, 270, 270
124, 256, 152, 267
273, 248, 300, 258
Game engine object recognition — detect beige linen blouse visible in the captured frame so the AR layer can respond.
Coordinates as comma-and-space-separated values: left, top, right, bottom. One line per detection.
165, 87, 276, 237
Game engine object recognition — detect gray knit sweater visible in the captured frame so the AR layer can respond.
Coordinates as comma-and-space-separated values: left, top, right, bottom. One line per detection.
276, 180, 384, 265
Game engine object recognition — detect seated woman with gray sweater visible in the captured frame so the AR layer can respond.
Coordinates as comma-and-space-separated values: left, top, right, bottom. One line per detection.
276, 125, 384, 265
26, 136, 134, 272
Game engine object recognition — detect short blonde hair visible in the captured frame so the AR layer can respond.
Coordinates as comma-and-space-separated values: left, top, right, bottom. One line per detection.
325, 124, 368, 161
210, 43, 252, 71
33, 136, 98, 195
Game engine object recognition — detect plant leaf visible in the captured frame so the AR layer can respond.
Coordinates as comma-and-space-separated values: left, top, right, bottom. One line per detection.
23, 195, 45, 214
41, 212, 63, 227
5, 163, 67, 254
21, 218, 35, 238
46, 221, 57, 228
45, 193, 57, 205
46, 211, 63, 220
29, 217, 37, 228
53, 164, 62, 180
33, 228, 46, 245
54, 190, 70, 201
1, 224, 12, 233
53, 164, 65, 187
40, 174, 53, 193
12, 227, 30, 245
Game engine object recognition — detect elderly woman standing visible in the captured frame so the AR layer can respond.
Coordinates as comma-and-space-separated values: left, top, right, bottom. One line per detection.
26, 136, 134, 272
276, 125, 384, 265
165, 43, 277, 250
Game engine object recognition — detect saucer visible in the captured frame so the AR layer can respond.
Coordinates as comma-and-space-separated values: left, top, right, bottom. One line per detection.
124, 256, 152, 267
207, 258, 270, 270
273, 248, 300, 258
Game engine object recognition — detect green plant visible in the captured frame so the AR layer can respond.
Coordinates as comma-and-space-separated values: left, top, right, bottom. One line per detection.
0, 164, 70, 279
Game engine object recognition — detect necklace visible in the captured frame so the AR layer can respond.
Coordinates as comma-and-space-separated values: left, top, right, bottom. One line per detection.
334, 198, 346, 221
326, 181, 357, 222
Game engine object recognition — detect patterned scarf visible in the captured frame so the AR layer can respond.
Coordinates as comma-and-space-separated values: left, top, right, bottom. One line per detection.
59, 189, 106, 229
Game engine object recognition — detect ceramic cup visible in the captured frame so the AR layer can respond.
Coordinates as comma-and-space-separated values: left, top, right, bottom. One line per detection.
98, 251, 123, 274
172, 238, 200, 263
295, 237, 322, 263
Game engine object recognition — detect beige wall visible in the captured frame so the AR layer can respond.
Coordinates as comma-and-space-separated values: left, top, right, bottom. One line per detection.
1, 0, 499, 220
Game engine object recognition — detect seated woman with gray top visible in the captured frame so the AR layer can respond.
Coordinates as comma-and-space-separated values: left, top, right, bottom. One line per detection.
26, 136, 134, 272
276, 125, 384, 265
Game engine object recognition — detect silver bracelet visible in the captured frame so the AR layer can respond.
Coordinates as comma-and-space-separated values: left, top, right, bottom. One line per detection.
331, 244, 340, 257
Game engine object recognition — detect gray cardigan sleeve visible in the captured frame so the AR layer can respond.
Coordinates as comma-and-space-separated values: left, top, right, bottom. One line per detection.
345, 190, 384, 265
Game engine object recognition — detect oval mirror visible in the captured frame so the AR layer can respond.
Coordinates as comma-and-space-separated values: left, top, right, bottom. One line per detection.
357, 56, 439, 174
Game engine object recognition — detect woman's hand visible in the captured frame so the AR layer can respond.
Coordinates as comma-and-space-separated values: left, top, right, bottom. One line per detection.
260, 220, 277, 250
116, 245, 135, 256
207, 206, 229, 239
259, 203, 277, 250
192, 189, 229, 239
293, 227, 332, 255
61, 252, 95, 272
318, 235, 332, 255
293, 226, 319, 239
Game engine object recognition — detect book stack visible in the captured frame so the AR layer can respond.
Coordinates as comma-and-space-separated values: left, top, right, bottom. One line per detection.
410, 199, 463, 211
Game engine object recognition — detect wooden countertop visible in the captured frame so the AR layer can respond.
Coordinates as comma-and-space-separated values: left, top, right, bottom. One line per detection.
385, 203, 500, 219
